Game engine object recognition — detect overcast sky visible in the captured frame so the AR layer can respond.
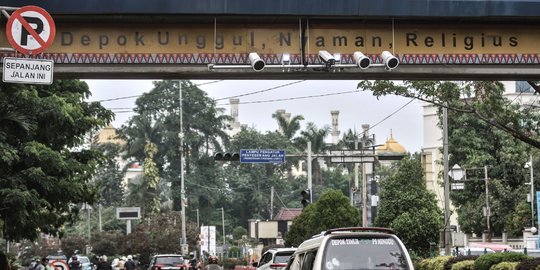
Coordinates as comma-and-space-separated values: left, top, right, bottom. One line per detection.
85, 80, 424, 153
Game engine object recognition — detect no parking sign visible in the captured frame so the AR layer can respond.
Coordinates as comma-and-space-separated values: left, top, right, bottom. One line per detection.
5, 5, 56, 55
50, 260, 69, 270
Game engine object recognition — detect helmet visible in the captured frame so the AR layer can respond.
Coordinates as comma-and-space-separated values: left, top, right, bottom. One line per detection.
208, 256, 218, 264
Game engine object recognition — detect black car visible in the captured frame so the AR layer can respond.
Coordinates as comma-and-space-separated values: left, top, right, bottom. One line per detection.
148, 254, 186, 270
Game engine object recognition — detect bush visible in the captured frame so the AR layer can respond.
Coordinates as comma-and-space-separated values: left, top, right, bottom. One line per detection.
451, 260, 475, 270
516, 257, 540, 270
222, 258, 248, 270
417, 256, 453, 270
227, 246, 241, 258
492, 262, 520, 270
444, 256, 480, 270
475, 253, 530, 270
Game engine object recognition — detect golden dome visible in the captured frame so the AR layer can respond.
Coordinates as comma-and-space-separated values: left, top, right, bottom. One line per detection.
376, 131, 407, 154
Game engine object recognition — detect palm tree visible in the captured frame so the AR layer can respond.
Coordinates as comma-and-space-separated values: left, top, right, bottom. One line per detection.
272, 112, 304, 140
272, 112, 305, 179
295, 122, 331, 184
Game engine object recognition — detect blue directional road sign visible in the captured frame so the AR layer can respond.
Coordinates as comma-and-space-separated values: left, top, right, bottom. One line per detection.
240, 149, 286, 164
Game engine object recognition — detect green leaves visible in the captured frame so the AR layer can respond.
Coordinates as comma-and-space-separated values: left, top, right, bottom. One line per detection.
375, 156, 443, 257
0, 80, 111, 241
284, 189, 360, 247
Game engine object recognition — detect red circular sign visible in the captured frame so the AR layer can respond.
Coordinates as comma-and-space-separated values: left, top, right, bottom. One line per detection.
50, 260, 69, 270
6, 5, 56, 55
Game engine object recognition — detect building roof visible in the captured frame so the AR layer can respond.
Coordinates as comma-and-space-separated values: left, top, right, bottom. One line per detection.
376, 131, 406, 154
274, 208, 303, 221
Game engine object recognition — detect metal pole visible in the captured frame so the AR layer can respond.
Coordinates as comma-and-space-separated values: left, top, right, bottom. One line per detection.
98, 203, 102, 232
87, 205, 91, 241
485, 165, 491, 242
307, 141, 312, 202
354, 141, 359, 191
196, 208, 200, 229
531, 154, 535, 227
270, 186, 274, 219
179, 81, 187, 248
362, 162, 367, 227
221, 207, 226, 247
443, 104, 451, 255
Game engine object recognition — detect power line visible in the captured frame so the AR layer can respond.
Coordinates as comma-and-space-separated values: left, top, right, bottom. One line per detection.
95, 80, 224, 103
216, 89, 361, 106
214, 80, 305, 101
364, 98, 416, 133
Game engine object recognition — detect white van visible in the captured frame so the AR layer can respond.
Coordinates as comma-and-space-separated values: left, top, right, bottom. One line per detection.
284, 227, 414, 270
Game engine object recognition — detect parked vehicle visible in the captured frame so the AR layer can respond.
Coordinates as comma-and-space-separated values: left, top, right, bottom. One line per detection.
254, 248, 297, 270
46, 255, 67, 263
284, 227, 414, 270
68, 255, 93, 270
148, 254, 186, 270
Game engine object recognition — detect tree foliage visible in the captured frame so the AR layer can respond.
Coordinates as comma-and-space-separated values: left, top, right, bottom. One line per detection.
374, 156, 443, 257
0, 80, 113, 241
358, 80, 540, 149
285, 189, 360, 247
93, 142, 124, 207
120, 80, 230, 212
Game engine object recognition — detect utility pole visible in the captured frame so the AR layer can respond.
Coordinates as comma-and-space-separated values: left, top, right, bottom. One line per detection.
485, 165, 491, 242
307, 141, 312, 202
362, 161, 367, 227
221, 207, 226, 247
354, 140, 359, 208
443, 104, 452, 255
179, 81, 187, 252
270, 186, 274, 219
530, 154, 535, 227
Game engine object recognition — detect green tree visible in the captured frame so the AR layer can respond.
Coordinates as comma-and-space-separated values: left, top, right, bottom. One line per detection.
284, 189, 360, 247
358, 80, 540, 149
144, 141, 161, 214
374, 156, 442, 257
120, 80, 230, 212
0, 80, 113, 241
294, 122, 330, 184
225, 128, 291, 223
272, 112, 304, 180
93, 142, 125, 207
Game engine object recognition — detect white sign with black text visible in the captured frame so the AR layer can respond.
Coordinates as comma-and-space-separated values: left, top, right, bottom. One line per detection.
3, 57, 54, 84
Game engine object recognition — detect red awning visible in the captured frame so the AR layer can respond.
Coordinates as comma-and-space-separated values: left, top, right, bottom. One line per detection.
470, 242, 513, 252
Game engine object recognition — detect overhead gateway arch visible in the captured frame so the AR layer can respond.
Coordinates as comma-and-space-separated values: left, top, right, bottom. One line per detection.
1, 0, 540, 80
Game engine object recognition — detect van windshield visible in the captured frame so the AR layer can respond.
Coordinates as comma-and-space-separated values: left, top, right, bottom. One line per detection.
322, 236, 409, 270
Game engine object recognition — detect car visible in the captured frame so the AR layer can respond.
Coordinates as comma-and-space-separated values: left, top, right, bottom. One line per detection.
68, 255, 93, 270
148, 254, 186, 270
46, 255, 67, 263
284, 227, 414, 270
254, 247, 297, 270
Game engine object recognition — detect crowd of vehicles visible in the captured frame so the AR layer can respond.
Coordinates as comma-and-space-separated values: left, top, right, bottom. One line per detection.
253, 227, 413, 270
254, 248, 297, 270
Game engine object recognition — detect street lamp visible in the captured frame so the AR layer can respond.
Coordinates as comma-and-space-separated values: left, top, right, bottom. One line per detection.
449, 164, 465, 181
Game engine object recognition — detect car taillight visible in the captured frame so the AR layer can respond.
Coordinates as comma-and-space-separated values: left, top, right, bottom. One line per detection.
270, 264, 287, 269
153, 265, 164, 270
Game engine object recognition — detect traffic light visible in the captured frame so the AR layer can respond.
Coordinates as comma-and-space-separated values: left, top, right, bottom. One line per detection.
214, 152, 240, 161
301, 189, 311, 208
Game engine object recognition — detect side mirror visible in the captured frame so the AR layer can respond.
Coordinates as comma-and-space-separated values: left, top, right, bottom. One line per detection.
252, 262, 258, 267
